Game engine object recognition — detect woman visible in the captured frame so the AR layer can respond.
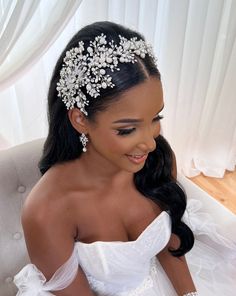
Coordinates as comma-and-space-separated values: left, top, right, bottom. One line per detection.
14, 21, 235, 296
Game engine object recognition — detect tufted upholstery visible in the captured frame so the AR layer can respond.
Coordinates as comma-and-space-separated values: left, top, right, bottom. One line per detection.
0, 139, 44, 296
0, 138, 235, 296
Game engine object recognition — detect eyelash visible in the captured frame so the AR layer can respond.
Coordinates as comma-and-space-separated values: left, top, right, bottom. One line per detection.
116, 115, 164, 136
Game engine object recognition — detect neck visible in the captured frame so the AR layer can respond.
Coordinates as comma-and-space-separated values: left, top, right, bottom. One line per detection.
73, 150, 134, 191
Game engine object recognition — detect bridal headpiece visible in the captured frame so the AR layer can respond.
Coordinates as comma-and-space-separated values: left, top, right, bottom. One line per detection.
56, 33, 156, 116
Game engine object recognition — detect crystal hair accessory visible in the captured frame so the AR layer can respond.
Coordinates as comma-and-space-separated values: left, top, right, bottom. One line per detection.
56, 33, 156, 115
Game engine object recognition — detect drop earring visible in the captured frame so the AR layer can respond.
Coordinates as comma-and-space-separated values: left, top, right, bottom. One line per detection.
79, 133, 88, 152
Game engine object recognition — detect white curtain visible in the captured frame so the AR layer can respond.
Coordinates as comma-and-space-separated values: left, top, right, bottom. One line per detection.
0, 0, 82, 147
0, 0, 235, 178
159, 0, 236, 178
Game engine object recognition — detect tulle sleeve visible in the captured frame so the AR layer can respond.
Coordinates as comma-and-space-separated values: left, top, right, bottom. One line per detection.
14, 246, 79, 296
182, 198, 236, 259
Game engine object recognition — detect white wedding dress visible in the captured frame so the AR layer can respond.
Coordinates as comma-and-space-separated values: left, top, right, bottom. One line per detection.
14, 180, 236, 296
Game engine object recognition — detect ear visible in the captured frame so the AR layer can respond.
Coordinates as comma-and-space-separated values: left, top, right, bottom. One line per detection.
68, 108, 88, 134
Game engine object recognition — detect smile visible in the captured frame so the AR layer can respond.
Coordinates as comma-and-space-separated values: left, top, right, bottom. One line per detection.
126, 154, 148, 164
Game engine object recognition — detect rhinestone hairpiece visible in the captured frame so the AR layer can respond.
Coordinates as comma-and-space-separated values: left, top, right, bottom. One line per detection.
56, 33, 156, 115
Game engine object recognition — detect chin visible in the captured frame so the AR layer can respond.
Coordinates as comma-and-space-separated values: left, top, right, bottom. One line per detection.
125, 164, 145, 174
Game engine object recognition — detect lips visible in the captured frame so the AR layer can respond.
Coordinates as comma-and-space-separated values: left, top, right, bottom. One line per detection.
128, 154, 146, 158
126, 154, 148, 164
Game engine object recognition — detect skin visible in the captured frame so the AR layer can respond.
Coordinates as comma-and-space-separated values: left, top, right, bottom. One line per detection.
22, 77, 196, 295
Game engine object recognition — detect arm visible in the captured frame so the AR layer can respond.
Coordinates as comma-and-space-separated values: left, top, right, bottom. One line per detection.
156, 235, 196, 296
20, 191, 95, 296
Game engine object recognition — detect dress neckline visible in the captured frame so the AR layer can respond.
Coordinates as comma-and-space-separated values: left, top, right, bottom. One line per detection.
76, 210, 170, 246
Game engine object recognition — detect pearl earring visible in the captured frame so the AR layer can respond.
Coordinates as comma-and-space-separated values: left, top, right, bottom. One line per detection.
79, 133, 88, 152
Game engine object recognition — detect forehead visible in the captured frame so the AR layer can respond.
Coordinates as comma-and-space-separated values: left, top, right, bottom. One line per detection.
102, 77, 163, 120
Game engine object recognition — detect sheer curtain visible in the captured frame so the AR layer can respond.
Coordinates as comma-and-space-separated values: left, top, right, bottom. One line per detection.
0, 0, 235, 178
159, 0, 236, 178
0, 0, 82, 147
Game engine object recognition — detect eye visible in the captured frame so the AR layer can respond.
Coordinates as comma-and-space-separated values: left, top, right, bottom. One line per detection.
153, 114, 164, 122
116, 115, 164, 136
116, 128, 136, 136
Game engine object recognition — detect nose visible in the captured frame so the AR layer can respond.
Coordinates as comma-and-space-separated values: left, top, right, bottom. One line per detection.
138, 129, 157, 153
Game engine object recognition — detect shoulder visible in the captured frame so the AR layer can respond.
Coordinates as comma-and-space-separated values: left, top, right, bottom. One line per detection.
21, 165, 80, 278
19, 165, 97, 292
22, 164, 78, 239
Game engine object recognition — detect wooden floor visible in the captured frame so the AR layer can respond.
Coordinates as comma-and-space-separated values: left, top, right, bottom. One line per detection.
189, 169, 236, 215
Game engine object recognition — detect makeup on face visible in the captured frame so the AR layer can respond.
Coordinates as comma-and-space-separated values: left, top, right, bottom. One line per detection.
86, 78, 164, 173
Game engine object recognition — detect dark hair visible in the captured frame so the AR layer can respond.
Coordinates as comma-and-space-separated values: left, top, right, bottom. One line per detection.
39, 21, 194, 256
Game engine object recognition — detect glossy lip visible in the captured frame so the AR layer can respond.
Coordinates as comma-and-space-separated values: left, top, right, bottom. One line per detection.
126, 154, 148, 164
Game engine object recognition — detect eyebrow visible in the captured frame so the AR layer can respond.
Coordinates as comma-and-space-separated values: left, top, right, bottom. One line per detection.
112, 105, 164, 124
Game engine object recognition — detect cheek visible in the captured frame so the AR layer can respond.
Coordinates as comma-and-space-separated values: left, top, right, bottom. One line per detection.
90, 123, 161, 155
107, 136, 131, 154
90, 130, 129, 154
106, 134, 138, 156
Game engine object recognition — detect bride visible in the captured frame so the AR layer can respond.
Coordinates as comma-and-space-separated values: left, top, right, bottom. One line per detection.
14, 21, 236, 296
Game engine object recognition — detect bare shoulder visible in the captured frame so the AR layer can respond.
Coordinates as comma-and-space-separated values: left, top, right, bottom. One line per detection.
21, 164, 96, 294
23, 161, 81, 219
23, 166, 70, 223
21, 164, 78, 278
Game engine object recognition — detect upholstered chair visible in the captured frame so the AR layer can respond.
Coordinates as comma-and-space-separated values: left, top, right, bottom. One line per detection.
0, 139, 43, 296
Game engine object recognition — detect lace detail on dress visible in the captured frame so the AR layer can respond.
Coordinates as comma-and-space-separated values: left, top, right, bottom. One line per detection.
86, 274, 107, 295
135, 214, 171, 257
86, 271, 154, 296
125, 276, 154, 296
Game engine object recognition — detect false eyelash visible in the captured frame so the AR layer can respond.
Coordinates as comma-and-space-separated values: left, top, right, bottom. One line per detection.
154, 114, 164, 121
117, 127, 136, 136
116, 115, 164, 136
